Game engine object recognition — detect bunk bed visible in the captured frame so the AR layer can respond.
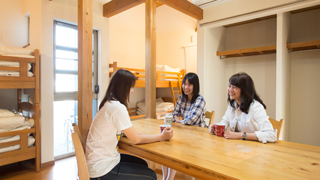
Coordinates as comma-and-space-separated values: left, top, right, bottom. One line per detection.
109, 62, 185, 119
0, 47, 40, 172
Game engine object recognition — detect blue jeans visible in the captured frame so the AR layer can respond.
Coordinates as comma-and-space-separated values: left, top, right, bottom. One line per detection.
90, 153, 157, 180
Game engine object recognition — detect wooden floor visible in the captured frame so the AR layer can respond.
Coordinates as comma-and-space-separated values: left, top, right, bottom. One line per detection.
0, 156, 193, 180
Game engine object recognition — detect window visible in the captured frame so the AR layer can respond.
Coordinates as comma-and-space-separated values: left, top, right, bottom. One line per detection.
53, 21, 99, 159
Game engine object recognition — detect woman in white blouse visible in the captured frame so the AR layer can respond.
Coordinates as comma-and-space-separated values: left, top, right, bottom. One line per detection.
209, 72, 277, 143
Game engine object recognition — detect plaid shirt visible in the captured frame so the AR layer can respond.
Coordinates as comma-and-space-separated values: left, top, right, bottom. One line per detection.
172, 95, 206, 127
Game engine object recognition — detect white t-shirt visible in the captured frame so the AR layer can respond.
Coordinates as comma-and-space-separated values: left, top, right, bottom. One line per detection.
86, 101, 133, 178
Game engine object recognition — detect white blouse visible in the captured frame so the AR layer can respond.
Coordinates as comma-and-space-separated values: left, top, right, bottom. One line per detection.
220, 100, 277, 143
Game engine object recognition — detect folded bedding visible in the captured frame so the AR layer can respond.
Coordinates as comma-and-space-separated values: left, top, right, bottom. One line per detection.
0, 45, 33, 56
0, 136, 35, 153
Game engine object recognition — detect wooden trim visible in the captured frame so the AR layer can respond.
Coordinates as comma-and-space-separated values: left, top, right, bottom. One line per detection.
0, 56, 36, 62
291, 4, 320, 14
103, 0, 145, 18
287, 40, 320, 52
217, 45, 276, 58
41, 160, 56, 168
0, 66, 19, 71
0, 128, 35, 138
157, 0, 203, 20
223, 15, 276, 28
0, 150, 36, 166
0, 146, 35, 159
78, 0, 93, 150
0, 140, 20, 148
156, 1, 164, 7
145, 0, 157, 119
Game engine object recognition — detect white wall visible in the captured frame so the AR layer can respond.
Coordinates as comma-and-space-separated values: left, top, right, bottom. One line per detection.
289, 8, 320, 147
197, 26, 227, 123
0, 0, 28, 47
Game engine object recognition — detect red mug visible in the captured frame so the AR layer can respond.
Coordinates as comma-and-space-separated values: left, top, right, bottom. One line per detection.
213, 123, 225, 137
160, 125, 170, 133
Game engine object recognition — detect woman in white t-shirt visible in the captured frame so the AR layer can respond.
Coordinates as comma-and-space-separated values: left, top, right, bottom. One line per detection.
86, 69, 173, 180
209, 72, 277, 143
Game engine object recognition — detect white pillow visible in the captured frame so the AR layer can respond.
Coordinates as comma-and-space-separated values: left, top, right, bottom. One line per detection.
0, 108, 15, 117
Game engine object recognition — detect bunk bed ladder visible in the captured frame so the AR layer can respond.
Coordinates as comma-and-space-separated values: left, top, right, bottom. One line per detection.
169, 81, 182, 105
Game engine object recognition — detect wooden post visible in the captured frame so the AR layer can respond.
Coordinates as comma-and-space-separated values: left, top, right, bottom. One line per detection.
78, 0, 93, 149
34, 49, 40, 172
145, 0, 156, 119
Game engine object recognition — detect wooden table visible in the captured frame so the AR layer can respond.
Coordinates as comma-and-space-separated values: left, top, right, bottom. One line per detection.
118, 119, 320, 180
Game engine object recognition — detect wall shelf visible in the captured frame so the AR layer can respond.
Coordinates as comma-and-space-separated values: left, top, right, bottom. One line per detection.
216, 45, 276, 58
287, 40, 320, 52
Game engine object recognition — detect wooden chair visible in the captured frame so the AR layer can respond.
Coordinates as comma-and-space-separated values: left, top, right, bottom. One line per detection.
205, 111, 215, 127
72, 123, 83, 143
71, 130, 90, 180
268, 118, 284, 140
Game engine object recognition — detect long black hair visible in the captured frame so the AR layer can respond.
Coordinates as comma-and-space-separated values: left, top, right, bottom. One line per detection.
228, 72, 266, 114
99, 69, 136, 110
181, 72, 200, 104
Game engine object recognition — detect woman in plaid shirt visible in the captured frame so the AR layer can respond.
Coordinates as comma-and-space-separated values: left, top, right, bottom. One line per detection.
162, 73, 206, 180
172, 72, 207, 127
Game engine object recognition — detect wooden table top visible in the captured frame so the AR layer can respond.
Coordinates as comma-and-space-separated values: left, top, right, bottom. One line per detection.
118, 119, 320, 180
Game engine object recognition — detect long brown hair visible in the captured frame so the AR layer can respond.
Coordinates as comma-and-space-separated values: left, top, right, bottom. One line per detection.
99, 69, 136, 110
228, 72, 266, 114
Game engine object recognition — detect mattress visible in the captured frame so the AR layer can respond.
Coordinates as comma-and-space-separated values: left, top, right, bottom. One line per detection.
0, 71, 34, 77
0, 136, 35, 153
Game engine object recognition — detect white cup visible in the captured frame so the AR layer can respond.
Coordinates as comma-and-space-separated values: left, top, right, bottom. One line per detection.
164, 116, 173, 126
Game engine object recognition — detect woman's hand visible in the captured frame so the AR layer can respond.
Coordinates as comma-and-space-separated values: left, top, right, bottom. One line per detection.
161, 127, 173, 140
174, 115, 182, 123
208, 124, 215, 134
224, 131, 242, 139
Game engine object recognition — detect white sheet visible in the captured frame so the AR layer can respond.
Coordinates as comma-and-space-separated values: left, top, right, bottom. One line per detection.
0, 115, 25, 129
0, 71, 34, 77
0, 136, 35, 153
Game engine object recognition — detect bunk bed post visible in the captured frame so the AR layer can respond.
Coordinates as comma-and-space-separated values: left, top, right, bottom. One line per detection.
78, 0, 93, 150
113, 61, 117, 74
34, 49, 41, 172
145, 0, 157, 119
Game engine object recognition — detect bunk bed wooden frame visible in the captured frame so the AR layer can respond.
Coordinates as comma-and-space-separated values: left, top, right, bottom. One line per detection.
0, 49, 40, 172
109, 62, 184, 119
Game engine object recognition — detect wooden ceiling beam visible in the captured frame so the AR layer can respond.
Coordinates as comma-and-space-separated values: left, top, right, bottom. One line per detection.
103, 0, 145, 18
157, 0, 203, 20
